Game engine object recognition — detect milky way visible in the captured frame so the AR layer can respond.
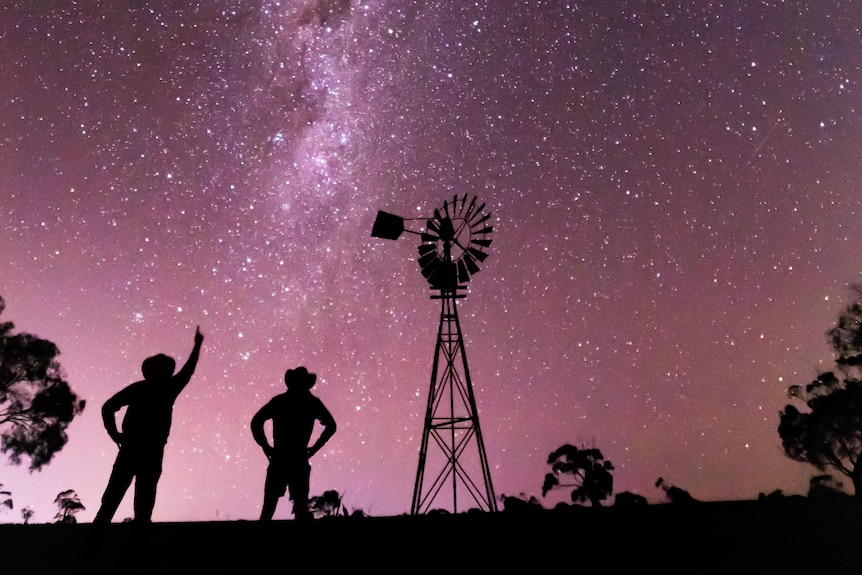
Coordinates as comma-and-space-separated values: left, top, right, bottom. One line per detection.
2, 1, 862, 522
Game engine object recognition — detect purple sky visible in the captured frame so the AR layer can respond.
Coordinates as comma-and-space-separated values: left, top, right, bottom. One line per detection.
2, 1, 861, 523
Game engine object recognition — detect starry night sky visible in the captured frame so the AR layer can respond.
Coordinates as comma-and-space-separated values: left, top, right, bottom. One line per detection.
2, 1, 861, 523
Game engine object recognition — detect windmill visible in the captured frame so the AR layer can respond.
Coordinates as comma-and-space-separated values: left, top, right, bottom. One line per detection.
371, 194, 497, 514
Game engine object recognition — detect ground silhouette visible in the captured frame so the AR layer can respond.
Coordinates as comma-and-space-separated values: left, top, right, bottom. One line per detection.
1, 496, 860, 573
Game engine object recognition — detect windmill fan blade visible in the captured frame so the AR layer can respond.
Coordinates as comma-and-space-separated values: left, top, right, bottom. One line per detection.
425, 267, 441, 285
473, 226, 493, 236
470, 213, 490, 228
471, 238, 492, 248
467, 247, 489, 262
462, 251, 481, 275
421, 233, 439, 242
418, 244, 439, 268
457, 259, 471, 283
463, 195, 478, 220
418, 252, 439, 270
443, 199, 450, 218
472, 202, 486, 221
421, 258, 441, 280
426, 218, 440, 234
452, 194, 464, 218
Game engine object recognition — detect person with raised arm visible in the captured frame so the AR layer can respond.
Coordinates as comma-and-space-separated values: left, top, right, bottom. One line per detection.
94, 326, 204, 525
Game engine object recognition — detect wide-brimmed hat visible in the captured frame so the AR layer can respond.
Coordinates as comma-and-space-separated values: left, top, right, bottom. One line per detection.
285, 366, 317, 390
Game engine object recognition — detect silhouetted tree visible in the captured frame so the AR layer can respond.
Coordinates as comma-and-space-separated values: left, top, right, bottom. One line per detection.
542, 444, 614, 507
778, 285, 862, 496
53, 489, 84, 524
0, 296, 85, 470
500, 493, 544, 513
826, 285, 862, 367
808, 474, 846, 498
778, 287, 862, 496
655, 477, 697, 504
0, 484, 11, 517
21, 506, 34, 524
614, 491, 648, 506
780, 371, 862, 495
308, 489, 344, 518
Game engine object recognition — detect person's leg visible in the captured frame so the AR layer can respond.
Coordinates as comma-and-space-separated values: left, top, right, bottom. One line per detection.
93, 449, 135, 524
132, 446, 164, 524
259, 459, 286, 521
259, 489, 279, 521
288, 461, 312, 521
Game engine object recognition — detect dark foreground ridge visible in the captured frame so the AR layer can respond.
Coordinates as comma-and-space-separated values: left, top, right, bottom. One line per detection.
1, 497, 859, 573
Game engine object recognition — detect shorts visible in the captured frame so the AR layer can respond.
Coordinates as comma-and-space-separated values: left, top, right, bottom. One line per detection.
265, 456, 311, 501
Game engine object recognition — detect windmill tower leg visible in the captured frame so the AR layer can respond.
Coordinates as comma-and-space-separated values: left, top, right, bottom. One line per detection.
411, 287, 497, 514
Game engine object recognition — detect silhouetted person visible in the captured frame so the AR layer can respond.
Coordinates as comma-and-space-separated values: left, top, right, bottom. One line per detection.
93, 326, 204, 525
251, 366, 336, 521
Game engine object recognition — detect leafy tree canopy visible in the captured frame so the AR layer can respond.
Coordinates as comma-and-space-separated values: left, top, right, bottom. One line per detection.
0, 483, 12, 514
614, 490, 648, 506
0, 295, 85, 471
827, 285, 862, 365
309, 489, 344, 518
808, 474, 846, 498
499, 493, 544, 513
53, 489, 84, 524
542, 444, 614, 507
779, 372, 862, 494
779, 285, 862, 495
655, 477, 697, 504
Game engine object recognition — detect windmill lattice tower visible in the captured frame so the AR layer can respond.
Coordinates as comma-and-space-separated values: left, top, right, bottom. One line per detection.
371, 194, 497, 514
